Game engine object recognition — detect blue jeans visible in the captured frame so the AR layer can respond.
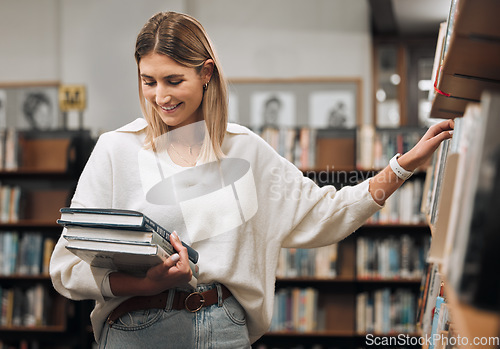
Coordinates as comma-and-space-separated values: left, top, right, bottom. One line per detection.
98, 283, 251, 349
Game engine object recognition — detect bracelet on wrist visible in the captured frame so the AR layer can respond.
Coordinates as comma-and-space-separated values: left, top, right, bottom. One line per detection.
389, 153, 413, 181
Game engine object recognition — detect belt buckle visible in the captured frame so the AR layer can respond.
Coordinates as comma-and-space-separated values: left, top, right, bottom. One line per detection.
184, 292, 205, 312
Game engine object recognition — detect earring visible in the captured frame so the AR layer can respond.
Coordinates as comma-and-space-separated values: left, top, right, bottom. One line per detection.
203, 82, 209, 90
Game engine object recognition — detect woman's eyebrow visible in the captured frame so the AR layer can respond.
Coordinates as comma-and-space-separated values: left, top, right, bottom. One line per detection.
140, 73, 185, 79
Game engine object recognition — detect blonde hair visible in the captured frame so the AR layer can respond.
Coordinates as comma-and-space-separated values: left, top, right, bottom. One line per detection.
135, 11, 228, 161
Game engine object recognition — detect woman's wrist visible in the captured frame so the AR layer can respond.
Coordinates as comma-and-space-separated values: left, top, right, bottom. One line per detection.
395, 152, 419, 173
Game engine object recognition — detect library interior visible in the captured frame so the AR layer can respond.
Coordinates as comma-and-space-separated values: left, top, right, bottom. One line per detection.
0, 0, 499, 348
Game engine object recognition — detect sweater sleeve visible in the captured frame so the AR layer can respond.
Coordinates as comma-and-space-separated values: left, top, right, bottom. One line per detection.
281, 176, 383, 248
249, 134, 383, 249
49, 133, 116, 302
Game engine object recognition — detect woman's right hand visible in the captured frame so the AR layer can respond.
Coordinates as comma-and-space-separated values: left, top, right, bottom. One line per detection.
143, 231, 193, 295
109, 231, 193, 297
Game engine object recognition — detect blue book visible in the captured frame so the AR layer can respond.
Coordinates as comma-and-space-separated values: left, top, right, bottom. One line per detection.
429, 296, 445, 349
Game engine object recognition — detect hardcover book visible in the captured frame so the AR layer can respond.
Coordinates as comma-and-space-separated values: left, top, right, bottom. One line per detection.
57, 207, 199, 264
64, 236, 198, 288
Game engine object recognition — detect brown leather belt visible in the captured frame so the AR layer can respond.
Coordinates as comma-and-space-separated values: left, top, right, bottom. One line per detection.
107, 285, 232, 325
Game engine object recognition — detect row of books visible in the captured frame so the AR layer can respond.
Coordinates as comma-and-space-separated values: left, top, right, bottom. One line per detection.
260, 126, 317, 170
356, 287, 418, 334
356, 234, 429, 280
57, 207, 200, 288
0, 185, 21, 223
416, 263, 442, 337
417, 264, 463, 349
366, 177, 425, 225
269, 287, 319, 333
423, 92, 500, 310
276, 245, 338, 279
0, 129, 18, 171
0, 232, 55, 276
259, 125, 425, 171
0, 284, 50, 328
370, 128, 424, 170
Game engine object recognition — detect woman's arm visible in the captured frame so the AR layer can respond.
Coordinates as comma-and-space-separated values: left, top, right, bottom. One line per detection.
109, 231, 193, 296
369, 119, 454, 205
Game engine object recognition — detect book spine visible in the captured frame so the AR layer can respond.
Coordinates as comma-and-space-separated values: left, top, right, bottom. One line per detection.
142, 216, 199, 264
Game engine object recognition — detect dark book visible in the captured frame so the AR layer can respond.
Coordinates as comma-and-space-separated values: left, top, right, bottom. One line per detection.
57, 207, 199, 264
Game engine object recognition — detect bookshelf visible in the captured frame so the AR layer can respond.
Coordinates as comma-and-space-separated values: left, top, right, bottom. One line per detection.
0, 129, 95, 349
252, 155, 430, 349
419, 0, 500, 348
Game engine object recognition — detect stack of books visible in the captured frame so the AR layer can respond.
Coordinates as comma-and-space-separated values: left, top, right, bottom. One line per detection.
56, 208, 199, 288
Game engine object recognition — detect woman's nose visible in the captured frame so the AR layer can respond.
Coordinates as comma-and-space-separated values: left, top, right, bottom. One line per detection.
156, 86, 172, 105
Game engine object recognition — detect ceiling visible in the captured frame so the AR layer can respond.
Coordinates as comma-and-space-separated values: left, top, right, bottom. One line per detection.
369, 0, 452, 37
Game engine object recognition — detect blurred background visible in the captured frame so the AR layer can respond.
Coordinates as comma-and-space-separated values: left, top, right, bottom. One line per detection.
0, 0, 450, 134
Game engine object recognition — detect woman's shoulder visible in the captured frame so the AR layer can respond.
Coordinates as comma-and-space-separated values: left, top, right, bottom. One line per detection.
99, 118, 147, 139
115, 118, 148, 133
226, 122, 252, 135
95, 118, 147, 151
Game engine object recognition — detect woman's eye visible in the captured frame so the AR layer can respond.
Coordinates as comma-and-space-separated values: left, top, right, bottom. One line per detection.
143, 81, 155, 87
169, 80, 183, 86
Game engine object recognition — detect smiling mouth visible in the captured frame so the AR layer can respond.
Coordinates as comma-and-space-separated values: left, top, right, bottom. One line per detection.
160, 103, 182, 112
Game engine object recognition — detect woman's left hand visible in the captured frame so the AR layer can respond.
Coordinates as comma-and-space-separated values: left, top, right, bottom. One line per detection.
397, 119, 454, 171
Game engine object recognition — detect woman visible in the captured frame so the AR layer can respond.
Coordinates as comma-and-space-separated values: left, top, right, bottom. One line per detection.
50, 11, 453, 349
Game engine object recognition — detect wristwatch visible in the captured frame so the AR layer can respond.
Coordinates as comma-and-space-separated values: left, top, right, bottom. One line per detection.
389, 153, 413, 181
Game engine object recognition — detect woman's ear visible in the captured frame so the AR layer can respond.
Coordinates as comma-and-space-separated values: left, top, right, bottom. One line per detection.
201, 59, 214, 83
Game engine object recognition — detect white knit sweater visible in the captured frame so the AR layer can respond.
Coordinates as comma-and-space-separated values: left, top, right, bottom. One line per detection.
50, 118, 382, 344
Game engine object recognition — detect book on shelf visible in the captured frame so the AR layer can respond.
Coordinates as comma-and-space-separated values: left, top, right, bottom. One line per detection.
445, 91, 500, 311
57, 207, 199, 264
429, 296, 450, 349
0, 284, 51, 327
428, 21, 448, 103
417, 263, 442, 337
367, 177, 425, 225
276, 245, 338, 279
356, 233, 429, 280
355, 287, 417, 334
0, 232, 53, 276
270, 287, 319, 333
0, 185, 21, 223
431, 0, 459, 100
259, 126, 317, 170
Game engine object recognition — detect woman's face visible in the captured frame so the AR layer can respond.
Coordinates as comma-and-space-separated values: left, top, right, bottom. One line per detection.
139, 53, 209, 130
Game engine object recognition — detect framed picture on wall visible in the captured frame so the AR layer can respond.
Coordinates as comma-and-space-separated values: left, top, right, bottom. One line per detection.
250, 91, 296, 130
228, 78, 361, 131
0, 82, 60, 131
309, 90, 357, 129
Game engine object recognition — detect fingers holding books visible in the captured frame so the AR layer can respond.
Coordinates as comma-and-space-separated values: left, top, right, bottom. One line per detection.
398, 119, 454, 171
144, 231, 193, 293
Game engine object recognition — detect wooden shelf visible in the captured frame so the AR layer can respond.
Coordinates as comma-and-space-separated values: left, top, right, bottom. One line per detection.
444, 281, 500, 349
360, 222, 430, 229
0, 169, 73, 177
265, 330, 421, 338
265, 330, 356, 337
0, 274, 51, 281
276, 276, 421, 283
0, 220, 60, 228
0, 325, 66, 333
430, 0, 500, 119
0, 129, 95, 348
